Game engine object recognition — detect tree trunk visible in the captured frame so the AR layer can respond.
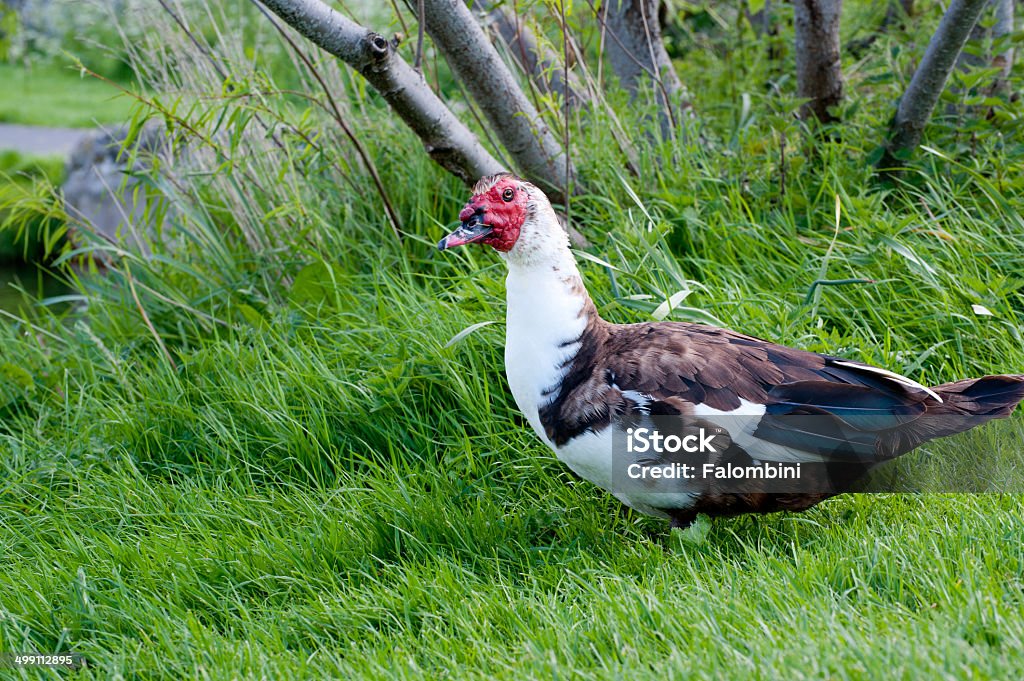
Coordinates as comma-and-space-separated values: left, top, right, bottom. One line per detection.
421, 0, 574, 202
793, 0, 844, 124
878, 0, 991, 171
991, 0, 1015, 94
601, 0, 686, 136
478, 0, 587, 107
257, 0, 504, 186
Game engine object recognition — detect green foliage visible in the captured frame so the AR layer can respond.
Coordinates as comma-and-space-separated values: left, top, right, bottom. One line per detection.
0, 4, 16, 62
0, 150, 65, 262
2, 2, 1024, 677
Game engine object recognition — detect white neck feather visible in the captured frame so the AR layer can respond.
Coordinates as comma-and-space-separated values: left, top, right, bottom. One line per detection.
502, 206, 590, 445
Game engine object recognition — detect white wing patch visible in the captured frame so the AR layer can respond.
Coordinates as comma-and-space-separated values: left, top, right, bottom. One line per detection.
692, 400, 830, 464
830, 359, 943, 403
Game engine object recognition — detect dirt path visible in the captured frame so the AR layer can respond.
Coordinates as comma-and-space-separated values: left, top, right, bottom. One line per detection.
0, 123, 86, 156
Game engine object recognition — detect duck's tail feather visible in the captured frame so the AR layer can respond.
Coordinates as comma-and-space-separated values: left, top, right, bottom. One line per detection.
891, 375, 1024, 453
930, 374, 1024, 421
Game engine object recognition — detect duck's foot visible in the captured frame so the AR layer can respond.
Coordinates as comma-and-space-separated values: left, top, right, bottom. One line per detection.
669, 510, 697, 530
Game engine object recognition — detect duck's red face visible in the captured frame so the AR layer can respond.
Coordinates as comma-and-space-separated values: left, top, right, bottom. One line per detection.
437, 176, 528, 253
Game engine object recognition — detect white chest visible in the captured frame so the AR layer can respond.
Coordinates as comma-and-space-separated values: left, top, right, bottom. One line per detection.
503, 266, 586, 446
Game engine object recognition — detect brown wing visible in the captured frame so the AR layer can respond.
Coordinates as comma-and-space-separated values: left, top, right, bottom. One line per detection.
538, 319, 938, 458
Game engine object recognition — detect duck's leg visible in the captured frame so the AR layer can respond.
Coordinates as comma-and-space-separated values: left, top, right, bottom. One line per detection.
668, 510, 697, 530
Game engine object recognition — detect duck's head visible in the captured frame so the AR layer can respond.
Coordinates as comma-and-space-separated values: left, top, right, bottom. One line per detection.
438, 173, 566, 266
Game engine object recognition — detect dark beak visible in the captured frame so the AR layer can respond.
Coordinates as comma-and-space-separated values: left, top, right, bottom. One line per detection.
437, 212, 494, 251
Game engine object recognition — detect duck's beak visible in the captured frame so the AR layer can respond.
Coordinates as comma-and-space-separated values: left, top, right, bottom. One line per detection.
437, 212, 493, 251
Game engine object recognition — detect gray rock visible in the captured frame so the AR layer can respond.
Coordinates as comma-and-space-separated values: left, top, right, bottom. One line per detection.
61, 124, 165, 260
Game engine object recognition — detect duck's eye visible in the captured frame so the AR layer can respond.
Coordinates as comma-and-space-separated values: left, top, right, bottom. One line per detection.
502, 188, 515, 202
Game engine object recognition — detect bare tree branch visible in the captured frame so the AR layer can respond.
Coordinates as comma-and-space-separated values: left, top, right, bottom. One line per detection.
793, 0, 844, 124
257, 0, 504, 185
599, 0, 686, 136
421, 0, 574, 202
477, 0, 587, 107
879, 0, 991, 171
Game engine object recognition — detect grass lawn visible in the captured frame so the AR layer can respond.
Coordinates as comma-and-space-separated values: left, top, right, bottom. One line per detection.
3, 459, 1023, 678
2, 3, 1024, 678
3, 139, 1024, 675
0, 62, 134, 128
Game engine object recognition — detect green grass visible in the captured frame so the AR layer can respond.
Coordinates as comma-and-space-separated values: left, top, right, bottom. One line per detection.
0, 62, 133, 128
2, 2, 1024, 678
0, 149, 65, 264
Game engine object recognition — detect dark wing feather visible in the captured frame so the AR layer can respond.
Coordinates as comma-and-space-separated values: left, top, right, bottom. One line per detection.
541, 319, 941, 464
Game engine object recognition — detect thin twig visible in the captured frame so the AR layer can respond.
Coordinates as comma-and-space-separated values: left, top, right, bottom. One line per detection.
387, 0, 409, 36
75, 65, 279, 223
157, 0, 290, 154
559, 0, 572, 222
124, 262, 178, 371
156, 0, 227, 80
415, 0, 425, 73
195, 87, 367, 198
584, 0, 668, 94
252, 0, 404, 240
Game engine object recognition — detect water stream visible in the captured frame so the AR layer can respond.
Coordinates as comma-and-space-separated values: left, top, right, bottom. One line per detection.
0, 262, 70, 321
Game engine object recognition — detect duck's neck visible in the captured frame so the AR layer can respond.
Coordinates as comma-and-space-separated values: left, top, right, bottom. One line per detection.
503, 248, 596, 444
